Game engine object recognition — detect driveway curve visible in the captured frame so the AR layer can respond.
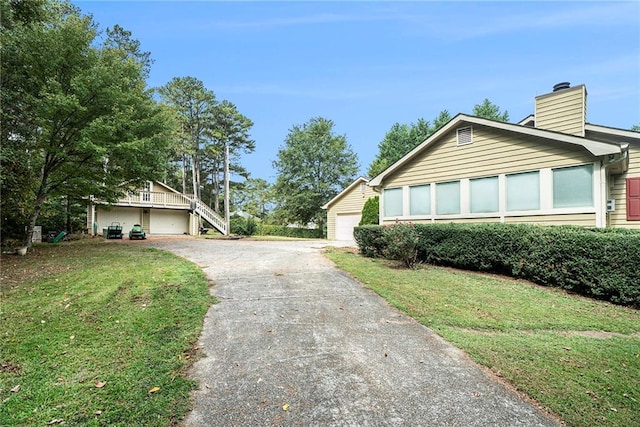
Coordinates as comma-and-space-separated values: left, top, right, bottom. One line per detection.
146, 238, 558, 427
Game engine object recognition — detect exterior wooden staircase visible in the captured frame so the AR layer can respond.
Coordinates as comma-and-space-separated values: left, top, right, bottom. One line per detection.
101, 188, 227, 235
192, 199, 227, 235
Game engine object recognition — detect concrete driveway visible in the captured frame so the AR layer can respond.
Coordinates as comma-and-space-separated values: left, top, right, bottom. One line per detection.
147, 238, 558, 427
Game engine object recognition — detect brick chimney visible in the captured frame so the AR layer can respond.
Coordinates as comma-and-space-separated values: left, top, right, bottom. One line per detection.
534, 82, 587, 137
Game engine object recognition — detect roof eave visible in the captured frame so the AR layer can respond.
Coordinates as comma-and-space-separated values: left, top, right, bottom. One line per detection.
369, 115, 623, 187
321, 177, 369, 209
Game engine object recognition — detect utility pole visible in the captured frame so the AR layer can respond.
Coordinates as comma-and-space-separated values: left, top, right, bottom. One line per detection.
224, 140, 230, 236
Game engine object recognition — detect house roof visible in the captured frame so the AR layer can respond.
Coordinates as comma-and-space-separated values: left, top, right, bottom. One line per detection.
321, 177, 369, 210
153, 181, 182, 194
585, 123, 640, 145
517, 114, 535, 126
369, 114, 625, 188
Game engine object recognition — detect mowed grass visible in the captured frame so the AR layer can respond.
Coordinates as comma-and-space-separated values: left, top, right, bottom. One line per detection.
1, 239, 213, 426
325, 249, 640, 427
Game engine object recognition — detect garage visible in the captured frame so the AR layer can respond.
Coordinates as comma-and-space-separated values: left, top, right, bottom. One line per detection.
150, 209, 189, 235
335, 213, 361, 241
96, 207, 140, 234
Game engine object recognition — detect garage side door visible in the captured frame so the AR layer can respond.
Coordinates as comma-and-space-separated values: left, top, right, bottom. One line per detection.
150, 209, 188, 235
335, 213, 361, 241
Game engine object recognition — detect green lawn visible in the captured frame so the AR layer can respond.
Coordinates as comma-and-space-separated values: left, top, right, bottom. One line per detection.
1, 239, 213, 426
325, 248, 640, 427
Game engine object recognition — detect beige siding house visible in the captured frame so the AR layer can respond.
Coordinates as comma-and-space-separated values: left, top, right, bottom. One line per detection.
87, 181, 227, 236
322, 177, 377, 240
369, 83, 640, 229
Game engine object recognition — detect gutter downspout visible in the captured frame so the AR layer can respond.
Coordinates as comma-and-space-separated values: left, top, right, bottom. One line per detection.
597, 161, 606, 228
601, 146, 629, 228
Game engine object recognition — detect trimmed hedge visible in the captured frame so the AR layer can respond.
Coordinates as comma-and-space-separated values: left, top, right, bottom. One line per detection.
354, 223, 640, 308
256, 224, 323, 239
354, 225, 385, 257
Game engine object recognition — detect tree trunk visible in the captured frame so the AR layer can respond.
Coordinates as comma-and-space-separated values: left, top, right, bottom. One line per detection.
23, 189, 47, 248
191, 154, 198, 200
181, 154, 187, 194
224, 141, 230, 236
66, 195, 71, 233
317, 216, 324, 239
213, 166, 220, 213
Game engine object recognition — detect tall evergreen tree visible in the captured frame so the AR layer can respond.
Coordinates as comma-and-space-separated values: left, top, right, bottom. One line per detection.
367, 111, 451, 178
472, 98, 510, 122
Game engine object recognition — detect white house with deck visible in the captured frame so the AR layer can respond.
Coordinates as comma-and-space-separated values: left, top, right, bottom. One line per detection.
87, 181, 227, 236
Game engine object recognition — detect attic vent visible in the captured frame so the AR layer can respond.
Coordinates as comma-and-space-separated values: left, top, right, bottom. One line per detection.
553, 82, 571, 92
456, 127, 473, 146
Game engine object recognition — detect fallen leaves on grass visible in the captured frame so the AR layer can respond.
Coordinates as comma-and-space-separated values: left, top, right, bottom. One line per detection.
94, 381, 106, 388
10, 385, 20, 393
149, 386, 160, 393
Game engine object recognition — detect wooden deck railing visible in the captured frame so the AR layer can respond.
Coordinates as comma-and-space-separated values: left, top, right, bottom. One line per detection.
115, 191, 192, 208
105, 191, 228, 235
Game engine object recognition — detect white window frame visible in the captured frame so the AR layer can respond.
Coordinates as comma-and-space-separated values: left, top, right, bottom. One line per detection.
383, 187, 403, 218
436, 181, 461, 215
506, 171, 540, 212
409, 184, 431, 216
552, 164, 594, 209
141, 181, 152, 202
379, 162, 600, 224
470, 176, 499, 213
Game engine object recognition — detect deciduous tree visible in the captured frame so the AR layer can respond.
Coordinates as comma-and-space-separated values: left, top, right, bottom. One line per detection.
273, 117, 359, 233
1, 0, 171, 247
232, 178, 272, 218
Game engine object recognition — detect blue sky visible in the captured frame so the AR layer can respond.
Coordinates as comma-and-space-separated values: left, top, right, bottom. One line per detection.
75, 1, 640, 183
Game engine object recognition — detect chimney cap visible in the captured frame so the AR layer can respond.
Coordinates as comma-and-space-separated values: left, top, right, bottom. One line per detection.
553, 82, 571, 92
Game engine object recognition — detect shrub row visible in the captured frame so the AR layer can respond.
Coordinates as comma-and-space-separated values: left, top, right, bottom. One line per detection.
229, 216, 323, 238
354, 223, 640, 308
256, 224, 323, 239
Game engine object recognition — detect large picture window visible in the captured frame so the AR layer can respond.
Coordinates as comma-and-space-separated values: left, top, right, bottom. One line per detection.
410, 185, 431, 215
470, 177, 498, 213
506, 171, 540, 211
553, 165, 593, 208
436, 181, 460, 215
384, 188, 403, 217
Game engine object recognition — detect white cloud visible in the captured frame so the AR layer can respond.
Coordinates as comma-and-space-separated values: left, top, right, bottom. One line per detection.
218, 81, 384, 101
420, 2, 639, 40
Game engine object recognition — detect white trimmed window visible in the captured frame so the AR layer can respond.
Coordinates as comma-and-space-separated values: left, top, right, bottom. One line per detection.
506, 171, 540, 211
142, 181, 152, 202
553, 164, 593, 208
456, 127, 473, 146
410, 185, 431, 215
470, 176, 498, 213
436, 181, 460, 214
384, 187, 403, 217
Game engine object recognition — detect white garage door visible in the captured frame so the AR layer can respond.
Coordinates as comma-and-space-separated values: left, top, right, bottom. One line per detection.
336, 213, 361, 241
97, 207, 140, 233
150, 209, 188, 235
